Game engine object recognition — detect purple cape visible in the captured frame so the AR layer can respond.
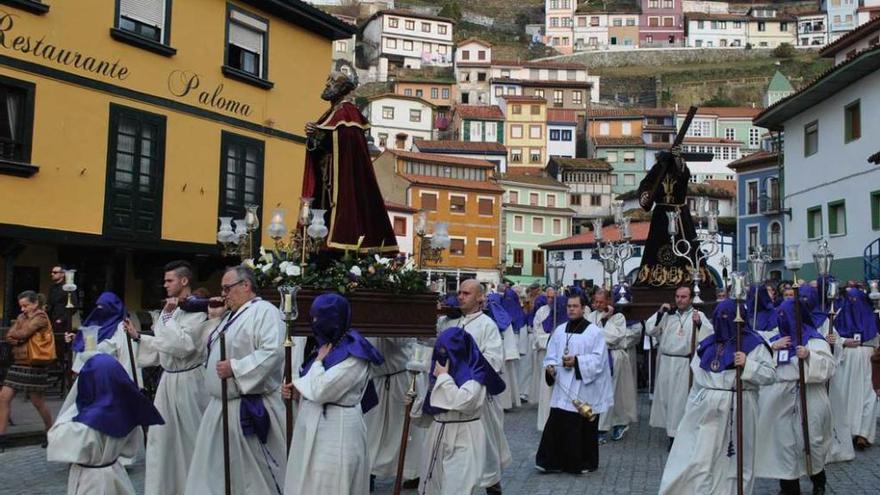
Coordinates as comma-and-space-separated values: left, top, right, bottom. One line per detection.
74, 354, 164, 437
300, 293, 384, 413
501, 288, 527, 332
697, 299, 766, 372
423, 326, 505, 416
835, 288, 878, 341
745, 285, 778, 332
543, 296, 568, 333
72, 292, 126, 353
773, 298, 825, 354
528, 294, 547, 327
485, 293, 512, 333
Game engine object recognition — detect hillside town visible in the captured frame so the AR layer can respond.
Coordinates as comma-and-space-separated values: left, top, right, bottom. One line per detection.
0, 1, 878, 494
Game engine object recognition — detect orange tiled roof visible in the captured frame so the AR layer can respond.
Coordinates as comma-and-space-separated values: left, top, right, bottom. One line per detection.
679, 107, 763, 118
399, 173, 504, 193
388, 149, 496, 168
547, 108, 579, 124
704, 179, 737, 196
727, 150, 778, 170
593, 136, 645, 146
414, 140, 507, 154
589, 107, 673, 118
454, 105, 505, 120
540, 222, 651, 248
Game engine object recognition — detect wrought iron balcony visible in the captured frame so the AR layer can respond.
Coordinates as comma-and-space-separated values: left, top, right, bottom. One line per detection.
761, 196, 781, 214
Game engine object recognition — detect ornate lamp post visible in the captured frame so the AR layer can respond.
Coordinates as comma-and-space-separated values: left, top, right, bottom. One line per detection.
666, 206, 721, 304
216, 204, 261, 259
747, 245, 771, 329
812, 239, 834, 311
414, 210, 450, 270
593, 202, 635, 292
547, 251, 566, 289
868, 280, 880, 314
277, 285, 300, 453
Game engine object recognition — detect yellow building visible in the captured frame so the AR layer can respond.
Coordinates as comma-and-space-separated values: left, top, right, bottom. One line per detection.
745, 8, 797, 48
0, 0, 352, 320
372, 149, 504, 285
500, 95, 547, 168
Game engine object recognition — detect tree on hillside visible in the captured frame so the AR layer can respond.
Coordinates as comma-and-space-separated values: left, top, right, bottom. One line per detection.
772, 43, 796, 59
438, 0, 462, 23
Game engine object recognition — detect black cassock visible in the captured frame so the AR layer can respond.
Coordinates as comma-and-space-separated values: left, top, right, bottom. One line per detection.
633, 151, 713, 288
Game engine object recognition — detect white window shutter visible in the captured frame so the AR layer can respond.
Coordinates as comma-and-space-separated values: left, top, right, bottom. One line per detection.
231, 10, 268, 32
229, 22, 263, 54
120, 0, 165, 27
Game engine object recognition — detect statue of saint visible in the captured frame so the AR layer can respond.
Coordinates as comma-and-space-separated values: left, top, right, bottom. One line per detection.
302, 71, 398, 254
634, 148, 713, 288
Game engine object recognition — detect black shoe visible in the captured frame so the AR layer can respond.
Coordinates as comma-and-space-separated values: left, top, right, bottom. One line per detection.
667, 436, 674, 452
369, 474, 375, 493
402, 478, 419, 489
486, 482, 502, 494
0, 435, 7, 453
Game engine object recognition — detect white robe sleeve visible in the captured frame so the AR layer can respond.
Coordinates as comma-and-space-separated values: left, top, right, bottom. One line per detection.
135, 335, 161, 368
229, 308, 284, 394
428, 375, 485, 415
740, 345, 776, 387
803, 338, 835, 384
543, 328, 562, 368
479, 321, 505, 373
575, 332, 607, 385
147, 311, 207, 359
646, 312, 668, 337
599, 313, 628, 348
292, 357, 368, 404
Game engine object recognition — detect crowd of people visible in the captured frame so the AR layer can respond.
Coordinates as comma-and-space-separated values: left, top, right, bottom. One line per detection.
1, 260, 879, 495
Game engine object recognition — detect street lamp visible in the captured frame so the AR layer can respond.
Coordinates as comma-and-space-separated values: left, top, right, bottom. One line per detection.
747, 244, 771, 329
548, 251, 566, 289
813, 239, 834, 311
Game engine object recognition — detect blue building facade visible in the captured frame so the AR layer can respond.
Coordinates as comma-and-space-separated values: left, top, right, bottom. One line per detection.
728, 149, 787, 280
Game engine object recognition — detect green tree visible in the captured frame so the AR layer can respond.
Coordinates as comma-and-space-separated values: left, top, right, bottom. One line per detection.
772, 43, 796, 59
438, 0, 462, 23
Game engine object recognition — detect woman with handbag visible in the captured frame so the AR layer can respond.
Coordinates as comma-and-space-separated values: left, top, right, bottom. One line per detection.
0, 290, 57, 450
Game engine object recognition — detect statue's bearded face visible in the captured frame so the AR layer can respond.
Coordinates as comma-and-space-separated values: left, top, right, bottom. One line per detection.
321, 78, 342, 101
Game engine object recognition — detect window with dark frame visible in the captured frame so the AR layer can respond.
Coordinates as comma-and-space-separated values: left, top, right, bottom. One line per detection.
219, 132, 264, 223
828, 200, 846, 236
226, 7, 269, 82
478, 198, 493, 215
104, 104, 167, 239
513, 248, 523, 266
570, 194, 581, 205
844, 100, 861, 143
449, 238, 465, 256
0, 76, 36, 168
420, 192, 437, 211
117, 0, 166, 42
804, 121, 818, 156
392, 216, 407, 236
450, 195, 466, 213
477, 240, 492, 257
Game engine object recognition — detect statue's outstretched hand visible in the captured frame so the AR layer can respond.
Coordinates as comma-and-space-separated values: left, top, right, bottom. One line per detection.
305, 122, 317, 136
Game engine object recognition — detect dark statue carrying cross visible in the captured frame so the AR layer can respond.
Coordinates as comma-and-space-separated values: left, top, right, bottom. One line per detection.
634, 107, 716, 288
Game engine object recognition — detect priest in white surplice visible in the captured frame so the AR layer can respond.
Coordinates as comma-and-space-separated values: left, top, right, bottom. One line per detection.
47, 354, 164, 495
829, 287, 879, 451
659, 299, 775, 494
535, 293, 614, 473
184, 266, 286, 495
124, 261, 210, 495
437, 279, 510, 493
648, 285, 713, 449
410, 326, 506, 495
284, 293, 384, 494
587, 289, 637, 444
755, 297, 835, 495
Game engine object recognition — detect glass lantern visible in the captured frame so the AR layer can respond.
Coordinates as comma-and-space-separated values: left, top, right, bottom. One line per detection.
299, 197, 313, 225
267, 208, 288, 240
785, 244, 802, 271
812, 239, 834, 277
591, 218, 604, 241
277, 285, 300, 322
217, 217, 235, 244
244, 204, 260, 231
666, 210, 680, 236
307, 209, 329, 239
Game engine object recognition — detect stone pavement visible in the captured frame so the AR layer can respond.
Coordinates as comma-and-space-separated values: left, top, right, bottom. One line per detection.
3, 394, 63, 446
1, 393, 878, 494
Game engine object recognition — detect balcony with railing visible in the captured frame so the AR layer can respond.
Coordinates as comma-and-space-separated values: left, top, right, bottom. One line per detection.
761, 195, 781, 214
766, 243, 784, 260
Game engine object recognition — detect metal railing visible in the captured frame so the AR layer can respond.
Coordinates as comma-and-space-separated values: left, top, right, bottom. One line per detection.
761, 196, 781, 214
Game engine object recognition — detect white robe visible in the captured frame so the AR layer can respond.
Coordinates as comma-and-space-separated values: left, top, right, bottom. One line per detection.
364, 337, 421, 479
659, 343, 776, 494
815, 321, 854, 464
285, 356, 372, 494
543, 321, 614, 416
829, 333, 878, 444
647, 308, 713, 437
412, 375, 486, 495
588, 310, 638, 431
47, 404, 141, 495
532, 305, 554, 431
498, 325, 521, 410
136, 309, 210, 495
438, 312, 511, 487
184, 298, 286, 495
517, 324, 535, 401
755, 334, 835, 480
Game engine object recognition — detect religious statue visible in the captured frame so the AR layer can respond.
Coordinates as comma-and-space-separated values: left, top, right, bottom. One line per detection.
302, 71, 398, 254
634, 108, 714, 288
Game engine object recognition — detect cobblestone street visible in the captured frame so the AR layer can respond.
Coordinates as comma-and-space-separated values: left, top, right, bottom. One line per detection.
3, 394, 878, 494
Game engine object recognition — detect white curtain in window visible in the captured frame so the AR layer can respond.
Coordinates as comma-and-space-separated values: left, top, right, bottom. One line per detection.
6, 92, 18, 140
121, 0, 165, 27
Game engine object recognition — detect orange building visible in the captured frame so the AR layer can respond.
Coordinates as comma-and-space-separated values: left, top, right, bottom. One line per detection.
372, 149, 504, 285
587, 107, 646, 138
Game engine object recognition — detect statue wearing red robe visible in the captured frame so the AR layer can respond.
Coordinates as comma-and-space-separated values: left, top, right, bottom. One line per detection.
302, 98, 398, 254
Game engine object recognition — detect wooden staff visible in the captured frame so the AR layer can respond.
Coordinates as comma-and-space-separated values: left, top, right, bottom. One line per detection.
220, 331, 232, 495
689, 312, 699, 390
124, 318, 146, 441
393, 373, 419, 495
792, 286, 814, 476
734, 301, 745, 495
284, 331, 294, 453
